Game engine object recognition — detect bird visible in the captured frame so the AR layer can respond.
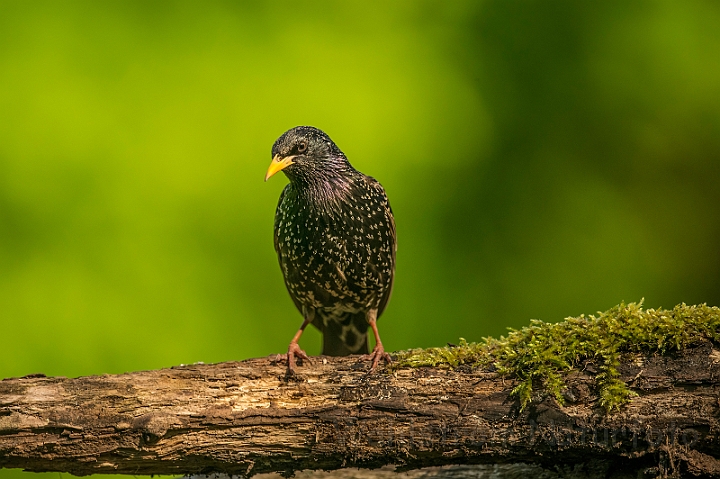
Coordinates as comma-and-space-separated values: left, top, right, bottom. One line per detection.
265, 126, 396, 372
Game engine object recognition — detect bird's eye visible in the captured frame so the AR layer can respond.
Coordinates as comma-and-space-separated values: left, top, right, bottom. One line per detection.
297, 141, 307, 153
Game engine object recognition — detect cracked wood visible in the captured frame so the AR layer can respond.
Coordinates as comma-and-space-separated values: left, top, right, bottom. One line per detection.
1, 344, 720, 477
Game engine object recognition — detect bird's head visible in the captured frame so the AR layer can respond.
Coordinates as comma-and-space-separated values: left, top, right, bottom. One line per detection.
265, 126, 350, 183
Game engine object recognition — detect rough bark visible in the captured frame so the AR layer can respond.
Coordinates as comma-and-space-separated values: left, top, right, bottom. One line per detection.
1, 343, 720, 478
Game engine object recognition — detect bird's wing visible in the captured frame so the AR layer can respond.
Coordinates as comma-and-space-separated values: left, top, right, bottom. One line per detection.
272, 185, 288, 258
366, 177, 396, 319
273, 185, 309, 316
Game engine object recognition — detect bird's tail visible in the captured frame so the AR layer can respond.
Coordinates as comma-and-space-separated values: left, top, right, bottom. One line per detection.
321, 311, 369, 356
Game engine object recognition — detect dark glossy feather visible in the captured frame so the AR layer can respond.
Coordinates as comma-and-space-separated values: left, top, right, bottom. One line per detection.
270, 127, 395, 356
274, 173, 395, 354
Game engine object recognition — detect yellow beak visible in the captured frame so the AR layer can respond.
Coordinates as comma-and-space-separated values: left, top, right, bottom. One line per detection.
265, 155, 295, 182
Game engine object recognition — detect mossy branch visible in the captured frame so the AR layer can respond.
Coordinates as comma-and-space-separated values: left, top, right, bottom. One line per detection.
394, 302, 720, 411
2, 303, 720, 477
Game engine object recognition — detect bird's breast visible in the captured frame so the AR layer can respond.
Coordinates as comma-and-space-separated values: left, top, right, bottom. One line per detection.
275, 185, 394, 311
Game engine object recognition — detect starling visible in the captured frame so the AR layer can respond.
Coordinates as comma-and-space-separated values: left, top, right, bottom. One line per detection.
265, 126, 395, 372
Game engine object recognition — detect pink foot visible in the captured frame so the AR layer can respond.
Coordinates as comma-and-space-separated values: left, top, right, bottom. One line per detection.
361, 344, 392, 371
277, 342, 311, 373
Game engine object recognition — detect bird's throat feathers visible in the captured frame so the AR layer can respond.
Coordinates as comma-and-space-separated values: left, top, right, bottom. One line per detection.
282, 156, 359, 214
283, 170, 360, 220
297, 175, 355, 215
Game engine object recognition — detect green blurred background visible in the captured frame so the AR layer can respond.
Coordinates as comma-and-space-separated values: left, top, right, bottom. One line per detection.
1, 0, 720, 476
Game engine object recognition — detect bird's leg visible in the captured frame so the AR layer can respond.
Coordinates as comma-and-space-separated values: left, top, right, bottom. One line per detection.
361, 309, 392, 371
281, 315, 313, 373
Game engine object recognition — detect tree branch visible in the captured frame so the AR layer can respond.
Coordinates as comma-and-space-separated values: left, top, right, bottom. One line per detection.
1, 344, 720, 477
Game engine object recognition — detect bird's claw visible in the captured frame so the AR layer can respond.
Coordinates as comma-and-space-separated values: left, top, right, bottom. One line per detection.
277, 342, 311, 373
361, 344, 392, 371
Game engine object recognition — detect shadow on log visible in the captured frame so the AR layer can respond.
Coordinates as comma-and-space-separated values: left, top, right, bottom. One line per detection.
1, 344, 720, 478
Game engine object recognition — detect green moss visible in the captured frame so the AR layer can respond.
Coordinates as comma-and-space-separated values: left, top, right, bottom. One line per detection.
393, 302, 720, 412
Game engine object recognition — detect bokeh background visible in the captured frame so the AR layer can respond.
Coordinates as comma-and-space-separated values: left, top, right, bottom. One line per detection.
1, 0, 720, 477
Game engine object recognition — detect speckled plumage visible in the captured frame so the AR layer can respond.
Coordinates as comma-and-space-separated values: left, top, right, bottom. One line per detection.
266, 126, 395, 370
